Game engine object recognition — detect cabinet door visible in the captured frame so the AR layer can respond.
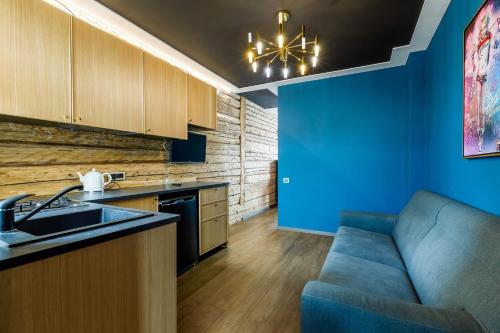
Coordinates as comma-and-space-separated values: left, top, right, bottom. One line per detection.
72, 19, 143, 133
0, 0, 71, 123
200, 215, 228, 255
187, 75, 217, 129
144, 53, 187, 139
107, 196, 158, 212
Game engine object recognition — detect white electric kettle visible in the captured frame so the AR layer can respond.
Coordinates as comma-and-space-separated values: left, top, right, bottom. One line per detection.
77, 169, 112, 193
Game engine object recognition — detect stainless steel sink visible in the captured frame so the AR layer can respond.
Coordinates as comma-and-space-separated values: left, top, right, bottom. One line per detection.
0, 206, 154, 247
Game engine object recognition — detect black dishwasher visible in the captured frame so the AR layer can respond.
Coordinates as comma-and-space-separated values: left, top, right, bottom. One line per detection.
158, 193, 198, 275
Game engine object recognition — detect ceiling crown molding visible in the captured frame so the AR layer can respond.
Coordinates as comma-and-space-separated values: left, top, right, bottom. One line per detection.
47, 0, 450, 97
237, 0, 451, 96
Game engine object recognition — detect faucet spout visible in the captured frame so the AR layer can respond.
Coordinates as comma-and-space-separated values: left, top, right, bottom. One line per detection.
0, 185, 84, 233
14, 185, 84, 228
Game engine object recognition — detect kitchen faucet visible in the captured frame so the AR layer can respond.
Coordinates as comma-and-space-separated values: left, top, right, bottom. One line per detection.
0, 185, 84, 232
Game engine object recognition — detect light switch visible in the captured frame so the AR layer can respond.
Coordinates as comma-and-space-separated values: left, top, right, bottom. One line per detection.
283, 178, 290, 184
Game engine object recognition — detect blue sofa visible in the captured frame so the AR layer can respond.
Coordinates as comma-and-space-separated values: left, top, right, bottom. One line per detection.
301, 191, 500, 333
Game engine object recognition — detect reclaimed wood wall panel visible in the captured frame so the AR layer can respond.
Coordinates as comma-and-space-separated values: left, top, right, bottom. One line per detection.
0, 92, 277, 224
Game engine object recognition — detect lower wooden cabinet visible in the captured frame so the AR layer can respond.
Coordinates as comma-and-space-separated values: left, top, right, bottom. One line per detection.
0, 223, 176, 333
106, 195, 159, 211
200, 215, 228, 254
199, 186, 228, 255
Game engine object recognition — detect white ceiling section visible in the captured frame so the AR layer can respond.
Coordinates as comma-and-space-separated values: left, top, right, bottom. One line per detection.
45, 0, 450, 97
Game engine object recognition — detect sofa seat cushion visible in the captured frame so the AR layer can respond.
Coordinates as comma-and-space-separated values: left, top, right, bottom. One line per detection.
319, 251, 419, 303
332, 226, 406, 271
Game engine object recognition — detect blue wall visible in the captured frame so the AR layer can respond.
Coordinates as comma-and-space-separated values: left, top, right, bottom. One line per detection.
278, 0, 500, 233
418, 0, 500, 215
278, 68, 410, 233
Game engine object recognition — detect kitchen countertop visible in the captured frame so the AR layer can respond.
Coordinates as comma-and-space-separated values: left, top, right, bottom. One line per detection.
0, 182, 228, 271
0, 203, 179, 271
71, 181, 230, 203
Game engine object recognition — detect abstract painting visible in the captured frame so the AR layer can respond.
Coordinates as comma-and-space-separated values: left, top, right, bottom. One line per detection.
464, 0, 500, 158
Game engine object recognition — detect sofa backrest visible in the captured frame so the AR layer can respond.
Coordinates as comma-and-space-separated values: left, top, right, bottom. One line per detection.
393, 191, 450, 265
397, 192, 500, 333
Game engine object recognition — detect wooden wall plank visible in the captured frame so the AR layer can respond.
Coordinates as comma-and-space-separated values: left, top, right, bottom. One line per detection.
0, 93, 277, 224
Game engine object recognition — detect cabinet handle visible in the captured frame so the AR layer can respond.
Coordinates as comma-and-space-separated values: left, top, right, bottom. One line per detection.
146, 129, 151, 132
76, 116, 82, 121
63, 114, 69, 120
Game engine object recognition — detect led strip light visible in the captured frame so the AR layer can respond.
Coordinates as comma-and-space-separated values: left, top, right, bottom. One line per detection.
43, 0, 237, 93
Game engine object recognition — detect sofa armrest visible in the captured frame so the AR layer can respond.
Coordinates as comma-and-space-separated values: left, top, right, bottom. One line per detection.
301, 281, 483, 333
339, 210, 398, 235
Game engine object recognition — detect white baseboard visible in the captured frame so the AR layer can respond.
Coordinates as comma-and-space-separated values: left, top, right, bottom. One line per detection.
276, 226, 335, 237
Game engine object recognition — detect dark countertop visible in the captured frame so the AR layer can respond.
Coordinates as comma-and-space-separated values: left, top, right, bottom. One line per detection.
71, 181, 230, 203
0, 203, 179, 271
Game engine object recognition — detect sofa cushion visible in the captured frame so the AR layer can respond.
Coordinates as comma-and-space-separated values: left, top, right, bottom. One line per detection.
407, 201, 500, 333
393, 191, 450, 267
332, 226, 406, 271
319, 251, 418, 303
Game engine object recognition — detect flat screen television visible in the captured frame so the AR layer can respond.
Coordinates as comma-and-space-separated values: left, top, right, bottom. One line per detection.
171, 132, 207, 163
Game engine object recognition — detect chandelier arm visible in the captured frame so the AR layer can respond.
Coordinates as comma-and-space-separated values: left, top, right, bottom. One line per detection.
286, 50, 302, 62
286, 33, 302, 48
267, 52, 280, 65
255, 49, 280, 60
260, 37, 279, 48
288, 41, 316, 49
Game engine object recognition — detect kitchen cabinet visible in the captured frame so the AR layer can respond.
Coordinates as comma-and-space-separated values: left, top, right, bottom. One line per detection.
0, 0, 72, 123
107, 195, 159, 211
72, 19, 144, 133
144, 53, 187, 139
0, 223, 176, 333
199, 186, 228, 255
187, 75, 217, 130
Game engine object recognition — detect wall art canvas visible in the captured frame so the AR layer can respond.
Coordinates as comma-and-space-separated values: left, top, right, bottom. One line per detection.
464, 0, 500, 158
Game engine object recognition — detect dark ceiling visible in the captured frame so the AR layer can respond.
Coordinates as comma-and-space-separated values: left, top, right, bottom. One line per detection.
96, 0, 424, 88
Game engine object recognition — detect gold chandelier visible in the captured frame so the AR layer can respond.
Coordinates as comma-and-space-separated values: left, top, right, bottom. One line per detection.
246, 10, 320, 79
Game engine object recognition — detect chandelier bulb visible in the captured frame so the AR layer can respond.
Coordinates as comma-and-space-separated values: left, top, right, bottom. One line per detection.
248, 51, 254, 64
278, 34, 284, 48
248, 32, 252, 44
266, 65, 271, 78
300, 62, 306, 76
252, 61, 258, 73
312, 56, 318, 68
283, 66, 289, 78
301, 25, 306, 50
257, 41, 263, 55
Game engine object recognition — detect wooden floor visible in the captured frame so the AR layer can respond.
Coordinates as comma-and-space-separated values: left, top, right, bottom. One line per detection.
177, 208, 333, 332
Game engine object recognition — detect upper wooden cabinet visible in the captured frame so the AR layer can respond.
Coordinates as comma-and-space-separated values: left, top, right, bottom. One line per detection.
0, 0, 72, 123
144, 53, 187, 139
187, 75, 217, 130
72, 19, 144, 133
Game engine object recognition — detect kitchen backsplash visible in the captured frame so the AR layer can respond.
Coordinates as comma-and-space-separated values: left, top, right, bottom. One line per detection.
0, 91, 277, 223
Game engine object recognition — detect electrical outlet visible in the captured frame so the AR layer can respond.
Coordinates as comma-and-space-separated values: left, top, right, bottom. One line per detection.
283, 177, 290, 184
108, 172, 126, 181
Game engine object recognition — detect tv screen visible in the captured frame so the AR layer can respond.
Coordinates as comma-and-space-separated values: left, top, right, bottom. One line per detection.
171, 132, 207, 163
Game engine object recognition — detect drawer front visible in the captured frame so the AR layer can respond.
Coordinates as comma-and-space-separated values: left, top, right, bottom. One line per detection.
200, 215, 227, 254
200, 200, 227, 221
200, 186, 227, 204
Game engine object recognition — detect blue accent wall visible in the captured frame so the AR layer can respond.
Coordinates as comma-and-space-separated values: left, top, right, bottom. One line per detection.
278, 68, 410, 233
417, 0, 500, 215
278, 0, 500, 233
